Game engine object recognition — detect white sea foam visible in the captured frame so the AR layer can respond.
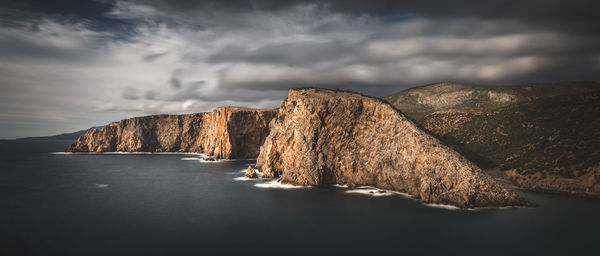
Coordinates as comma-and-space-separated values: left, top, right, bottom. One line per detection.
93, 183, 109, 188
332, 184, 348, 188
254, 171, 264, 179
180, 157, 226, 163
343, 186, 412, 198
345, 188, 396, 197
105, 152, 203, 155
341, 186, 467, 210
424, 203, 460, 210
254, 179, 308, 189
54, 152, 205, 155
233, 169, 264, 181
197, 158, 225, 163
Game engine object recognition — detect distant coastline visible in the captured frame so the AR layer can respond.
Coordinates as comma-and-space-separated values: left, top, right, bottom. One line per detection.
15, 126, 104, 141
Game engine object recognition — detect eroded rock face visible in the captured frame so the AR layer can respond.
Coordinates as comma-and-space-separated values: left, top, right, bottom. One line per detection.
256, 88, 529, 208
66, 107, 276, 159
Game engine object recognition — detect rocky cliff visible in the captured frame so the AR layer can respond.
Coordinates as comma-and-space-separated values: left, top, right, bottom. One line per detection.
255, 88, 529, 208
66, 107, 276, 159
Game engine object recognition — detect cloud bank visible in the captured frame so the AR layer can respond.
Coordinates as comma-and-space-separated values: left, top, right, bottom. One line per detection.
0, 0, 599, 138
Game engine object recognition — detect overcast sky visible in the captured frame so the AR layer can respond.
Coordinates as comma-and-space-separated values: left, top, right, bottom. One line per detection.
1, 0, 599, 138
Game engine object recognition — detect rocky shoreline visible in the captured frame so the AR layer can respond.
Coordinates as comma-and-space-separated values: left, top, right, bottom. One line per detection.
66, 107, 276, 159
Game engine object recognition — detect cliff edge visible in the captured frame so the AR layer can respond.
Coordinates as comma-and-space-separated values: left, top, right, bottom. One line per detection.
256, 88, 529, 208
66, 107, 276, 159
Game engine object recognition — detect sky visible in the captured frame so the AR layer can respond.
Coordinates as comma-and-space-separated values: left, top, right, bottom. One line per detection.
1, 0, 599, 138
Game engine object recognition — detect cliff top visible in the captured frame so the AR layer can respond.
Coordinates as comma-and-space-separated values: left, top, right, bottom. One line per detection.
101, 106, 275, 126
290, 87, 399, 106
215, 106, 275, 112
291, 87, 366, 98
289, 87, 406, 115
291, 87, 393, 99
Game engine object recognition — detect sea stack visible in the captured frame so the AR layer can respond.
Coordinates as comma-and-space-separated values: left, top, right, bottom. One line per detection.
255, 88, 530, 208
66, 107, 276, 159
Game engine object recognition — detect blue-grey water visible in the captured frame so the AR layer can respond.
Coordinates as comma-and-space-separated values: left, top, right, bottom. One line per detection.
1, 140, 599, 256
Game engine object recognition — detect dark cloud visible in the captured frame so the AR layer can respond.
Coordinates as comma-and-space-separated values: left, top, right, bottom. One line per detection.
206, 45, 246, 63
122, 87, 140, 100
2, 0, 113, 20
127, 0, 600, 26
0, 15, 105, 63
169, 82, 204, 101
144, 90, 159, 100
208, 40, 352, 66
169, 77, 182, 89
168, 81, 288, 102
142, 52, 168, 62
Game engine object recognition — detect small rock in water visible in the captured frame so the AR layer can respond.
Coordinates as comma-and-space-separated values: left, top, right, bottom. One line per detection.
378, 190, 387, 193
244, 166, 258, 178
203, 157, 217, 161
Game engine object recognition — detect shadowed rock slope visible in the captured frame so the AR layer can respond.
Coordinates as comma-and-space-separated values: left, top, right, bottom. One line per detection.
256, 88, 529, 208
384, 81, 600, 198
66, 107, 276, 159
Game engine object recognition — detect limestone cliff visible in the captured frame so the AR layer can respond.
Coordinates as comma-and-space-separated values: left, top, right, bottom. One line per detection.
255, 88, 529, 208
66, 107, 276, 159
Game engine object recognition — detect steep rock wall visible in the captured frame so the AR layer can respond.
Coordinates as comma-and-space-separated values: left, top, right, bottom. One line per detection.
66, 107, 276, 159
256, 88, 529, 208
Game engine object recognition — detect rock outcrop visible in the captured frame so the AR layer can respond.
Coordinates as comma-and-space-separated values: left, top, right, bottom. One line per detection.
66, 107, 276, 159
503, 166, 600, 198
244, 166, 258, 178
256, 88, 529, 208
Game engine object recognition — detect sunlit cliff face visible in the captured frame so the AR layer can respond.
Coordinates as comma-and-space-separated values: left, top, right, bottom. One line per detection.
1, 0, 600, 138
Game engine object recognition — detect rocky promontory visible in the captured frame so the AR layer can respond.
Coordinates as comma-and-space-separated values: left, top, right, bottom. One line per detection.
66, 107, 276, 159
255, 88, 530, 208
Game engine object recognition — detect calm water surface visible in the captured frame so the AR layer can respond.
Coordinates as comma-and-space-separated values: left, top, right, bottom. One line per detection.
1, 140, 598, 256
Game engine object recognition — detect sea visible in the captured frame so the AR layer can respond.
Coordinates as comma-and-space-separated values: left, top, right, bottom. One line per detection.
1, 140, 599, 256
